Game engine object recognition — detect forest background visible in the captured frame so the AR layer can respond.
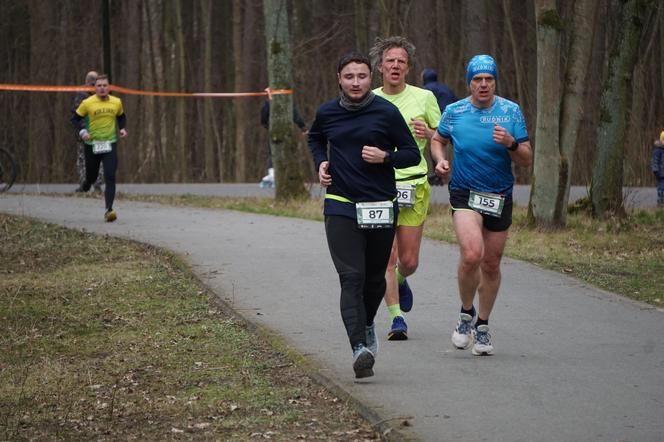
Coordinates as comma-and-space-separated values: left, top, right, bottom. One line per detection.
1, 0, 662, 189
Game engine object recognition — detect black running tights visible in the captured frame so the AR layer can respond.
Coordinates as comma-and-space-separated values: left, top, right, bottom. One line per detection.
325, 215, 395, 350
83, 143, 117, 211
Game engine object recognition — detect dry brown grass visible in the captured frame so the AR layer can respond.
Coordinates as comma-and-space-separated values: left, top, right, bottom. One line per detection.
0, 214, 379, 441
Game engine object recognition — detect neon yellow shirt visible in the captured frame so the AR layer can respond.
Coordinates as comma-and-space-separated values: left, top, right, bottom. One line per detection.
75, 94, 124, 144
374, 84, 441, 183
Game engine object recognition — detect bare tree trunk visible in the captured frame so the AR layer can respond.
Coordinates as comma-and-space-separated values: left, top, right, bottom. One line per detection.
556, 0, 598, 220
354, 0, 369, 51
200, 0, 217, 181
661, 9, 664, 105
148, 0, 167, 182
378, 0, 395, 36
232, 0, 247, 182
118, 0, 141, 182
503, 0, 526, 108
27, 0, 56, 182
242, 0, 264, 181
529, 0, 562, 226
465, 0, 490, 58
174, 0, 187, 181
53, 3, 69, 182
590, 0, 652, 218
219, 0, 235, 181
139, 1, 157, 181
263, 0, 307, 200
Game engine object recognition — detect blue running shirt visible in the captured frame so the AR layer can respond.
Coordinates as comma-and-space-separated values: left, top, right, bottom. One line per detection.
437, 96, 528, 195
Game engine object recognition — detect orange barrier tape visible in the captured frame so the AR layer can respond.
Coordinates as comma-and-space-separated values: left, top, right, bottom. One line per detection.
0, 83, 293, 98
0, 84, 93, 93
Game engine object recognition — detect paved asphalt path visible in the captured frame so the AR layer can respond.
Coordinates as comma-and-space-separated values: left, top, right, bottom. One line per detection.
7, 182, 660, 208
1, 191, 663, 441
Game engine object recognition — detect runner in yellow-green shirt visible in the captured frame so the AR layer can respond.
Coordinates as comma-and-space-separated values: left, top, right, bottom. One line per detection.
370, 36, 441, 340
71, 74, 128, 222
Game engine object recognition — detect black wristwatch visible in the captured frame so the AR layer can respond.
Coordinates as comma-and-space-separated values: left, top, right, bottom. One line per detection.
384, 150, 392, 164
507, 140, 519, 152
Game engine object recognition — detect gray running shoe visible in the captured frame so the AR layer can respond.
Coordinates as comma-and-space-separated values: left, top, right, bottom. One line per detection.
365, 323, 378, 355
352, 344, 375, 378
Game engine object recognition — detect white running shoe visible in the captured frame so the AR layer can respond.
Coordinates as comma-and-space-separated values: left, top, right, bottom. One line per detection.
259, 168, 275, 188
472, 324, 494, 356
451, 313, 475, 349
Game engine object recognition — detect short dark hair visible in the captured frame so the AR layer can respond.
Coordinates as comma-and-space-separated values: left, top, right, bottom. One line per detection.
95, 74, 109, 83
337, 51, 372, 74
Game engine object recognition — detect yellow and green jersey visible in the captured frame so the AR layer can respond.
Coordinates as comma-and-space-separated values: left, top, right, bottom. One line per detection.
75, 94, 124, 144
374, 84, 441, 183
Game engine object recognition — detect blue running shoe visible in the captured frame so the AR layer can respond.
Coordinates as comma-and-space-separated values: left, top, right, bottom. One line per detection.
387, 316, 408, 341
365, 323, 378, 355
399, 279, 414, 312
352, 344, 375, 378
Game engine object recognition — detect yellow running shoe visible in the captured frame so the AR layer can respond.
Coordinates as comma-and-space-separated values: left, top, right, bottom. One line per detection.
104, 210, 117, 222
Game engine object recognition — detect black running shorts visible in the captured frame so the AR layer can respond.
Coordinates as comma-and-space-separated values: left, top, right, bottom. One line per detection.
449, 188, 513, 232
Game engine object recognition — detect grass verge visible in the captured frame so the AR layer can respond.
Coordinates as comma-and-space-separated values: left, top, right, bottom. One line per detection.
107, 192, 664, 307
0, 214, 379, 441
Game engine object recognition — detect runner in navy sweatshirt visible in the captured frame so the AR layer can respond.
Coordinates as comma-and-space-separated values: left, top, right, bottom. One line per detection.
308, 51, 419, 379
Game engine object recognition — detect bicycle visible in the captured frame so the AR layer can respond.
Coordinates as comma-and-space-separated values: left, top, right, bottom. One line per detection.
0, 145, 18, 192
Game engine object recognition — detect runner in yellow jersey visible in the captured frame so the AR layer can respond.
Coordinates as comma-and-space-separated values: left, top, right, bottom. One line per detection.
370, 36, 441, 340
71, 74, 128, 222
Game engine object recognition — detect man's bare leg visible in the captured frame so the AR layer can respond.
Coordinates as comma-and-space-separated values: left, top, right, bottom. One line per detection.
384, 224, 424, 339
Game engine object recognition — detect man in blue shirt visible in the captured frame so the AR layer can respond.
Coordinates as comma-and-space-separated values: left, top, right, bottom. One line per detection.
430, 55, 533, 356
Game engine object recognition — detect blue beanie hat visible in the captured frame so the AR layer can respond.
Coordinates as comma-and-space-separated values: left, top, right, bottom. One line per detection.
466, 54, 498, 85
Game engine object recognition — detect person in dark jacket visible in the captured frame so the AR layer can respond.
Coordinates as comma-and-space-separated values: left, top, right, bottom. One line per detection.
421, 68, 457, 113
422, 68, 457, 187
72, 71, 104, 193
259, 100, 308, 187
652, 131, 664, 207
308, 51, 419, 379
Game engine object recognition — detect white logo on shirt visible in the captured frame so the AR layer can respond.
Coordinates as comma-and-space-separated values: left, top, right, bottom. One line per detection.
480, 116, 511, 124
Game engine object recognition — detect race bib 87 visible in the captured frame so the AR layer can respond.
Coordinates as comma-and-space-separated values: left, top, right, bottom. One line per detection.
355, 201, 394, 229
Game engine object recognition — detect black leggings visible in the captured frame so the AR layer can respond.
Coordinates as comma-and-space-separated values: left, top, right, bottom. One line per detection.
82, 143, 118, 210
325, 215, 395, 350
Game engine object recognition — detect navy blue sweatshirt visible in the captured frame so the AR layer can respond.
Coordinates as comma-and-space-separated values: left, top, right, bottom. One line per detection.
308, 95, 420, 219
